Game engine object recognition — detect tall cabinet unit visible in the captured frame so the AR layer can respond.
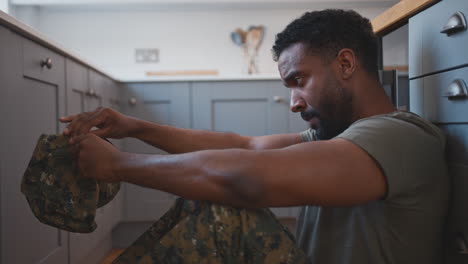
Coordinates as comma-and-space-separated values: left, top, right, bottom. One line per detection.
0, 29, 69, 264
409, 0, 468, 262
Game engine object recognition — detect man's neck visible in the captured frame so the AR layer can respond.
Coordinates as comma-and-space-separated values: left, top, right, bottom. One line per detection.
350, 75, 397, 122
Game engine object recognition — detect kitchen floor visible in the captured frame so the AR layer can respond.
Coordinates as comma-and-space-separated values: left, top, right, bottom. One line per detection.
101, 249, 124, 264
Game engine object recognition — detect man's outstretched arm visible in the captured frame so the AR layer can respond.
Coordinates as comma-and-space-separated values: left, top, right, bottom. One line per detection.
61, 107, 303, 153
132, 120, 303, 153
76, 134, 387, 208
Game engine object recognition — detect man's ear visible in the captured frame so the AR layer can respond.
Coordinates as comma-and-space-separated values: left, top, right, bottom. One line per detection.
335, 49, 356, 80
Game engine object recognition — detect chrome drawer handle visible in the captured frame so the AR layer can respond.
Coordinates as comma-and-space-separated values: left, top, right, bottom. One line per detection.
128, 97, 137, 106
85, 89, 97, 97
273, 96, 284, 103
40, 57, 53, 69
443, 79, 467, 99
440, 11, 467, 35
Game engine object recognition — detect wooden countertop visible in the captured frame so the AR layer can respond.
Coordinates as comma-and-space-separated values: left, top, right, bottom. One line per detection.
372, 0, 440, 36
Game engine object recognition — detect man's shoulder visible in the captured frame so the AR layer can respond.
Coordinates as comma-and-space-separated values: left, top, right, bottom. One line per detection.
341, 111, 445, 148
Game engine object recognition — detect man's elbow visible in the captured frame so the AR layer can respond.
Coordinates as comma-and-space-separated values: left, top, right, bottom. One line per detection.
221, 173, 266, 208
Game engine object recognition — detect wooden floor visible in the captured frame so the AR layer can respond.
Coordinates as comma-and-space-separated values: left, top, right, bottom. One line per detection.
101, 249, 124, 264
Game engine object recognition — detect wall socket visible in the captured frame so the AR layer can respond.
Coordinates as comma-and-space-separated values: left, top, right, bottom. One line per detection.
135, 48, 159, 63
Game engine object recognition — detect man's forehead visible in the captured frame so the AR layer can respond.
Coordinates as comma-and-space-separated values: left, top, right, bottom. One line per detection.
278, 43, 319, 77
278, 43, 305, 66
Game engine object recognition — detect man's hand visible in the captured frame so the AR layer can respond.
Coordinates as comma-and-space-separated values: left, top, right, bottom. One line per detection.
73, 134, 127, 183
60, 107, 140, 144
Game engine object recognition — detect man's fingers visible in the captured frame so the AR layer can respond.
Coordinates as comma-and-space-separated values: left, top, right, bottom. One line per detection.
62, 112, 89, 137
90, 128, 110, 138
65, 111, 102, 139
77, 112, 106, 137
63, 126, 71, 136
59, 115, 77, 123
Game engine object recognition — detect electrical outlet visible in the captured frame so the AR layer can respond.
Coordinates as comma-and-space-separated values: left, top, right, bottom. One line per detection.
135, 48, 159, 63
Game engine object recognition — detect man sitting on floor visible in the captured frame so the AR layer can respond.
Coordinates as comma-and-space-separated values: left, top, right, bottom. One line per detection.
61, 9, 449, 264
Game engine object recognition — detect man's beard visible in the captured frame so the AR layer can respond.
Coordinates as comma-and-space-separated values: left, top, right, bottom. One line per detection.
302, 79, 354, 140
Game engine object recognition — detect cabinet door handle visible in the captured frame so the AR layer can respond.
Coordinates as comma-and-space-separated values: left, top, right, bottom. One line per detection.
273, 96, 284, 103
443, 79, 467, 99
86, 88, 96, 97
40, 57, 53, 69
128, 97, 137, 106
440, 11, 467, 35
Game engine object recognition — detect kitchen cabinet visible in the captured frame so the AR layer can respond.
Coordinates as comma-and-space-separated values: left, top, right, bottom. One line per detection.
121, 82, 191, 221
0, 25, 10, 264
192, 80, 306, 135
409, 0, 468, 79
409, 0, 468, 262
0, 23, 122, 263
1, 28, 69, 264
66, 59, 123, 264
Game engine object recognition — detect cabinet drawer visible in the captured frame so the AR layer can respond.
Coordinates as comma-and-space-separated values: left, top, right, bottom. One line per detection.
409, 0, 468, 78
422, 66, 468, 123
22, 37, 65, 85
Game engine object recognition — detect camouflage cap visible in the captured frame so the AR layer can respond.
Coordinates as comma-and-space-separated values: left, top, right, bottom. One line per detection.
21, 134, 120, 233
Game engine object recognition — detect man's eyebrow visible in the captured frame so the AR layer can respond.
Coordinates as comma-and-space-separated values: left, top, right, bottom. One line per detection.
283, 70, 300, 85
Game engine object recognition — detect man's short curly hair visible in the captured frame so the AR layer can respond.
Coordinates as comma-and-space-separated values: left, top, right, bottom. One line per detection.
272, 9, 379, 78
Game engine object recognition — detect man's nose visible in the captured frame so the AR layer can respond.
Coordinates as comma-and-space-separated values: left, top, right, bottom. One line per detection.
290, 92, 306, 112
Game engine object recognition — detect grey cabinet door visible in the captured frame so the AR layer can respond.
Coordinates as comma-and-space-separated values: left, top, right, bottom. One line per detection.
0, 25, 16, 264
102, 78, 123, 149
192, 80, 306, 135
85, 70, 104, 112
100, 78, 124, 230
66, 61, 118, 264
121, 82, 190, 221
192, 80, 305, 218
192, 80, 290, 136
1, 31, 68, 264
66, 59, 88, 117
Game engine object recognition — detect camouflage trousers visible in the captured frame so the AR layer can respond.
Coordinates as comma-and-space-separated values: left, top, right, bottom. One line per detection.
113, 198, 309, 264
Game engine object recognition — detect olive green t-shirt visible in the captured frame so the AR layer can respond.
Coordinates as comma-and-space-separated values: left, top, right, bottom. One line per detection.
296, 111, 449, 264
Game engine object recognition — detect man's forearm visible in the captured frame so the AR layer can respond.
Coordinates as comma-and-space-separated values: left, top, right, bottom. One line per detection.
116, 149, 264, 208
131, 120, 251, 154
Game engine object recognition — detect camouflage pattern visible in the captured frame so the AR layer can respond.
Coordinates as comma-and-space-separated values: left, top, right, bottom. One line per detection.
21, 134, 120, 233
114, 198, 309, 264
97, 180, 121, 208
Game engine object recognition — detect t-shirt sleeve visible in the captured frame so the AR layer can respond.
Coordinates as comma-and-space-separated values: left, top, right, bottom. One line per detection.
335, 116, 440, 202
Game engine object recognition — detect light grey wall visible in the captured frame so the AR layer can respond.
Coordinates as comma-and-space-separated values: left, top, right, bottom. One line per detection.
10, 5, 41, 26
0, 0, 8, 13
11, 3, 401, 77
